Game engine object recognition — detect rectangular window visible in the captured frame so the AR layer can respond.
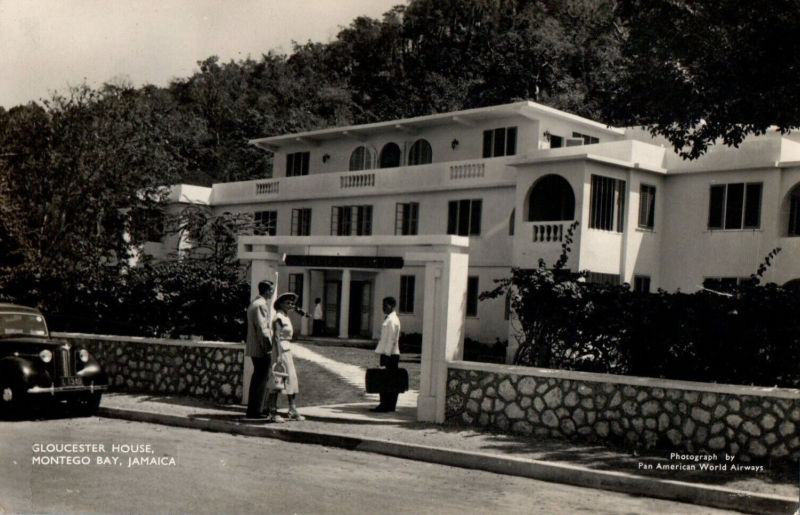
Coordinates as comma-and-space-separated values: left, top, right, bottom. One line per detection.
286, 152, 310, 177
482, 127, 517, 157
549, 135, 563, 148
253, 210, 277, 236
633, 275, 651, 293
288, 273, 304, 306
291, 208, 312, 236
399, 275, 415, 313
331, 205, 372, 236
331, 206, 351, 236
355, 205, 372, 236
589, 175, 626, 232
585, 272, 621, 286
707, 182, 762, 230
447, 199, 482, 236
572, 132, 600, 145
466, 276, 479, 317
395, 202, 419, 235
703, 277, 747, 293
638, 185, 656, 230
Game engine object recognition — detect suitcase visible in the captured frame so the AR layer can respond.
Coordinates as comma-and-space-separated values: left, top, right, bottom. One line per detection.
365, 368, 409, 394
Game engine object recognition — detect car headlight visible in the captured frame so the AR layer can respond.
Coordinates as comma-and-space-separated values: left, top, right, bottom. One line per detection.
79, 349, 90, 363
39, 350, 53, 363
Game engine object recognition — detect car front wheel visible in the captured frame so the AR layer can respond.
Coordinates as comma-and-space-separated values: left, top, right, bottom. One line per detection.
69, 392, 102, 416
0, 380, 26, 418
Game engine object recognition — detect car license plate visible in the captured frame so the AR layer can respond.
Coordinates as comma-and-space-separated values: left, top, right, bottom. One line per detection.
60, 377, 82, 387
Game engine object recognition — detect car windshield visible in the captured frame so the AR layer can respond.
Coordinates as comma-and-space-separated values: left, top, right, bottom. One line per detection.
0, 312, 48, 337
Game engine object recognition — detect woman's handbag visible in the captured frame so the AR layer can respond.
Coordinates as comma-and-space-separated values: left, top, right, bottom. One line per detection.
270, 361, 289, 391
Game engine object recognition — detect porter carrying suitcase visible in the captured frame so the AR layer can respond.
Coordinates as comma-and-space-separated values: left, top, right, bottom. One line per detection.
365, 368, 409, 394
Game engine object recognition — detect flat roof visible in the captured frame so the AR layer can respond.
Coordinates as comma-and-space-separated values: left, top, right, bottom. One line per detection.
250, 101, 625, 150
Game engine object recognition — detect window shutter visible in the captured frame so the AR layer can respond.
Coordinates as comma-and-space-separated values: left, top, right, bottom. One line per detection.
744, 183, 762, 228
506, 127, 517, 155
447, 201, 458, 234
724, 183, 744, 229
482, 130, 492, 158
470, 200, 482, 235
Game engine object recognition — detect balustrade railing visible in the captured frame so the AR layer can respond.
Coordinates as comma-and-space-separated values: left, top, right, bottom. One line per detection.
255, 181, 279, 195
532, 222, 566, 242
340, 172, 375, 189
450, 162, 485, 180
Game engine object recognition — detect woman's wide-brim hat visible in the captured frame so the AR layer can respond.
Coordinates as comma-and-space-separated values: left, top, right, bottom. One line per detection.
274, 292, 298, 309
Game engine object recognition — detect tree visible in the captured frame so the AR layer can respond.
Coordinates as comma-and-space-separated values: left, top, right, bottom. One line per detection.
0, 84, 189, 314
606, 0, 800, 159
122, 208, 254, 340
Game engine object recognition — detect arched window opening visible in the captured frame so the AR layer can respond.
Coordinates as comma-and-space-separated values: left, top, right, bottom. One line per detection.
379, 143, 402, 168
509, 208, 515, 235
788, 184, 800, 236
783, 278, 800, 290
349, 145, 374, 171
408, 139, 432, 166
527, 175, 575, 221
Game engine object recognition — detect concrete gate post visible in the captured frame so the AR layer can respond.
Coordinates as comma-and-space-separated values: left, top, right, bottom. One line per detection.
408, 251, 469, 423
238, 241, 281, 405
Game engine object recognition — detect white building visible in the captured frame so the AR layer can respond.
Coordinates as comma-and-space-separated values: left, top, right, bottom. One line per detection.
150, 101, 800, 345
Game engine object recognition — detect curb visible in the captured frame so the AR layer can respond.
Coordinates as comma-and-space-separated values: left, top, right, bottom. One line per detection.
98, 407, 797, 515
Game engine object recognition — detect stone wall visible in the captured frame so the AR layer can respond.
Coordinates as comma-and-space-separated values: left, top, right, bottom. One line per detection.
55, 333, 244, 404
445, 361, 800, 463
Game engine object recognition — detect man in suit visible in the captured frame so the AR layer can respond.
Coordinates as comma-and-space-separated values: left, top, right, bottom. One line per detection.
245, 279, 274, 418
372, 296, 401, 412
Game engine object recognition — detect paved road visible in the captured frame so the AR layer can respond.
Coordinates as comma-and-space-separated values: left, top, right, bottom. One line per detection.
0, 416, 740, 515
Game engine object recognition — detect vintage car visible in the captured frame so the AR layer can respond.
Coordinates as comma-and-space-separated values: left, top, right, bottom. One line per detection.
0, 303, 107, 416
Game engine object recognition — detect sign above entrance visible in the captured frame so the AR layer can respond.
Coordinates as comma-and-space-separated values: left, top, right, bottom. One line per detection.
284, 255, 405, 269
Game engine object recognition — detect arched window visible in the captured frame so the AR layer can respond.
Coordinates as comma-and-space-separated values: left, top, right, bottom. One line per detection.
527, 175, 575, 221
788, 184, 800, 236
408, 139, 432, 166
509, 208, 515, 236
349, 145, 374, 171
784, 278, 800, 290
379, 143, 402, 168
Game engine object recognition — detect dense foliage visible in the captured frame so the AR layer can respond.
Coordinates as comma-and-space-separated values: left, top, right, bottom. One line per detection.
605, 0, 800, 159
484, 237, 800, 387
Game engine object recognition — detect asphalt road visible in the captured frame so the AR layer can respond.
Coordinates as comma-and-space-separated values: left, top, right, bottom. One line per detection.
0, 416, 740, 515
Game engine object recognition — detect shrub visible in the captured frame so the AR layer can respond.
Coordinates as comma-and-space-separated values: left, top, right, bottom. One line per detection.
485, 233, 799, 387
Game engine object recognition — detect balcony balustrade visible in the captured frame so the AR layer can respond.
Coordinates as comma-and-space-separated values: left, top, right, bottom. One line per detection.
529, 221, 573, 243
211, 158, 513, 205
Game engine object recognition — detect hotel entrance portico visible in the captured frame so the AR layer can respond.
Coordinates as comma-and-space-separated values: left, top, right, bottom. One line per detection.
238, 234, 470, 422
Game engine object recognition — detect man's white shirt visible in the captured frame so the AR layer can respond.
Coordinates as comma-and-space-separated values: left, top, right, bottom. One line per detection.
374, 311, 401, 355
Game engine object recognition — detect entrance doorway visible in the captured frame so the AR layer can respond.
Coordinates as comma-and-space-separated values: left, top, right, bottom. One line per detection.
323, 281, 340, 335
348, 281, 372, 337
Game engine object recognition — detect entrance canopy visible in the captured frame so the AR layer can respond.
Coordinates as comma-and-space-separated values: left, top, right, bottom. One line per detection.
237, 234, 470, 423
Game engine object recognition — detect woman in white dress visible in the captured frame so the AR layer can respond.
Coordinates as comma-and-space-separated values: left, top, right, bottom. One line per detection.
265, 292, 304, 422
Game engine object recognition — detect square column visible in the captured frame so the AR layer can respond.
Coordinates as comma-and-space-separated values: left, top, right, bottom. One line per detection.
338, 268, 351, 338
300, 269, 311, 336
241, 255, 280, 405
411, 252, 469, 423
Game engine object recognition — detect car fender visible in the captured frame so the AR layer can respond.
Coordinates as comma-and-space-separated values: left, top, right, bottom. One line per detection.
77, 357, 108, 384
0, 356, 41, 386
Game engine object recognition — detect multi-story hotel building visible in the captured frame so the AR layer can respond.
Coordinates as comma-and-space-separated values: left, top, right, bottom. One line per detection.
153, 101, 800, 346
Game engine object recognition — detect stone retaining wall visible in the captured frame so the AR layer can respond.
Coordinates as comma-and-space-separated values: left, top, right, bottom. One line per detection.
55, 333, 244, 404
445, 361, 800, 463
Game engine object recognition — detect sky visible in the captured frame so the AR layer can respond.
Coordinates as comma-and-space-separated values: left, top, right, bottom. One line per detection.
0, 0, 402, 109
